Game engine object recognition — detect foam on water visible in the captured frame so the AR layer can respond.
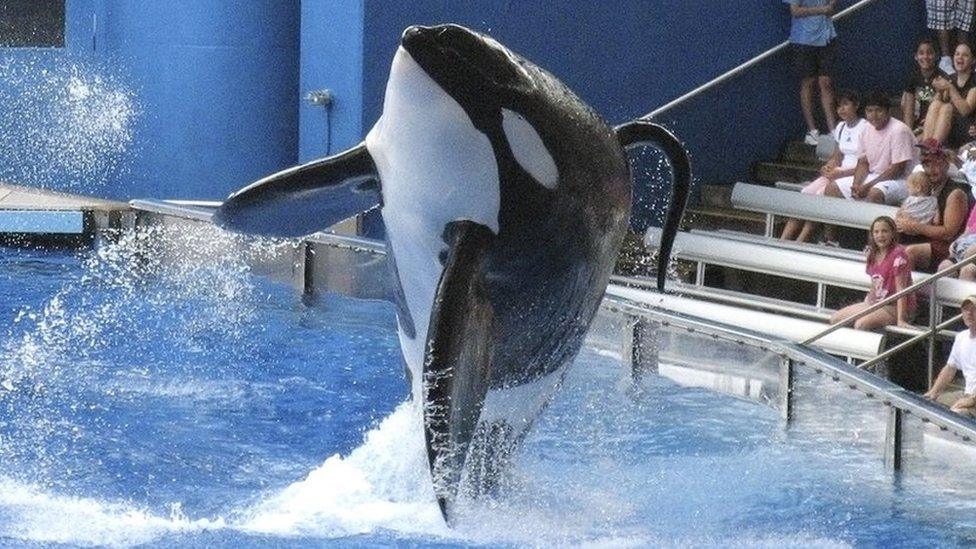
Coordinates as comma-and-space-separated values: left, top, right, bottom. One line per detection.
0, 477, 224, 546
240, 401, 447, 539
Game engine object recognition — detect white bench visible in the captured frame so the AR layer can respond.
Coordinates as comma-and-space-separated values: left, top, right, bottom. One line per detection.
606, 285, 884, 360
646, 227, 976, 314
731, 182, 898, 237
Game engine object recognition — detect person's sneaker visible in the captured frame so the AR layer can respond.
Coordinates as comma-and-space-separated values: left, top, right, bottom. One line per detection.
804, 129, 819, 146
940, 55, 955, 75
821, 239, 840, 248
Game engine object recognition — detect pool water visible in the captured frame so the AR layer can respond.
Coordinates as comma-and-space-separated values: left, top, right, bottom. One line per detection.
1, 228, 976, 547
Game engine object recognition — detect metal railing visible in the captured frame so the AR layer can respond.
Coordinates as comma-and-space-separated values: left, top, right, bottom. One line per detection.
644, 0, 883, 120
804, 252, 976, 383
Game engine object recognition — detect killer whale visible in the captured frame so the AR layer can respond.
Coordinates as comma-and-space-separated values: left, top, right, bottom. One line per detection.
214, 24, 690, 522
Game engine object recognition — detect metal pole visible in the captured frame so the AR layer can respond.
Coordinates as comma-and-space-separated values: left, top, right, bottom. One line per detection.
929, 282, 938, 386
803, 253, 976, 347
859, 313, 961, 371
780, 357, 794, 425
884, 406, 903, 471
645, 0, 884, 119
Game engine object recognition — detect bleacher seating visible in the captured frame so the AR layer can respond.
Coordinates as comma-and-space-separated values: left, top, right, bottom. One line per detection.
645, 227, 976, 315
606, 284, 885, 360
731, 182, 897, 236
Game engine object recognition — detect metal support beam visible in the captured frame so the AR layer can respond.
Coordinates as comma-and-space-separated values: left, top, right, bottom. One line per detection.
631, 319, 660, 383
301, 241, 316, 303
765, 213, 775, 238
780, 357, 794, 425
884, 406, 903, 472
928, 283, 938, 387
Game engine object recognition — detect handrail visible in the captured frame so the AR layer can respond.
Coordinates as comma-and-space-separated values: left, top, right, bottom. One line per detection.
645, 0, 883, 120
803, 251, 976, 346
859, 312, 963, 371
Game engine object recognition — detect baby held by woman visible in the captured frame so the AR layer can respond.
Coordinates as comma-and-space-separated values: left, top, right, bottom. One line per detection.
897, 171, 938, 225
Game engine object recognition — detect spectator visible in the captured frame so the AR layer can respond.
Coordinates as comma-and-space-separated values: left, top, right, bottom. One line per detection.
831, 216, 915, 329
921, 42, 976, 148
784, 0, 838, 145
956, 121, 976, 181
926, 0, 973, 74
902, 139, 971, 271
901, 38, 948, 134
923, 295, 976, 417
824, 91, 915, 205
781, 89, 866, 242
897, 171, 938, 224
937, 201, 976, 280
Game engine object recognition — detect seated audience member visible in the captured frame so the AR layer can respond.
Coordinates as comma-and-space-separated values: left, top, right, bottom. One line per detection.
956, 121, 976, 181
781, 89, 866, 242
938, 201, 976, 280
921, 42, 976, 148
897, 171, 938, 224
824, 91, 916, 205
901, 38, 948, 134
831, 216, 915, 329
924, 295, 976, 417
926, 0, 971, 74
902, 140, 971, 271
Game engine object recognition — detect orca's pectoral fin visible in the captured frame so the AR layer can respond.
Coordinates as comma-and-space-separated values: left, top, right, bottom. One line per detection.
615, 120, 692, 292
213, 142, 380, 238
423, 221, 494, 524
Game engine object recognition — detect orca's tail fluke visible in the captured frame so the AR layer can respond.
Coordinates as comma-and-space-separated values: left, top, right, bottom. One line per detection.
614, 120, 692, 292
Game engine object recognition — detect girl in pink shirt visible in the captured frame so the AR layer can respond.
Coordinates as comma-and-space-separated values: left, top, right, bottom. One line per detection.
831, 216, 916, 329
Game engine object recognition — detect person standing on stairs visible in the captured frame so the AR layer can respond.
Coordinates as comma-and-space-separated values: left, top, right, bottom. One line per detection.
784, 0, 838, 145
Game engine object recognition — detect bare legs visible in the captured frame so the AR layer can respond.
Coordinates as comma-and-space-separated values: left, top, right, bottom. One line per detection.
937, 243, 976, 280
819, 76, 837, 131
922, 97, 954, 143
780, 218, 821, 242
831, 301, 897, 330
800, 76, 836, 133
906, 242, 933, 273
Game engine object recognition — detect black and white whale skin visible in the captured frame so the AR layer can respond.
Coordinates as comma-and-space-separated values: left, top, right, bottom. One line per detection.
213, 24, 690, 522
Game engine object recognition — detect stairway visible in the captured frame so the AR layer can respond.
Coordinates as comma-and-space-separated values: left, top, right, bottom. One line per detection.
752, 140, 821, 185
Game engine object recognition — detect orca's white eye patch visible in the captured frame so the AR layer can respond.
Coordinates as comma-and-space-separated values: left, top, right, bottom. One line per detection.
501, 109, 558, 189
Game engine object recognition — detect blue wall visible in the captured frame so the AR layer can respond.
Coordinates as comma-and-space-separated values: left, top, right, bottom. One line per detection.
0, 0, 929, 207
360, 1, 925, 200
0, 0, 300, 200
298, 0, 363, 162
100, 1, 300, 199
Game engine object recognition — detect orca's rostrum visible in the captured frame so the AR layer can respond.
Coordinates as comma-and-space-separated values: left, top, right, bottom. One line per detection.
213, 24, 690, 523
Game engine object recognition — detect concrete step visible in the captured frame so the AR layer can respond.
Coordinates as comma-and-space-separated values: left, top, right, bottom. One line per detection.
753, 160, 819, 184
782, 140, 822, 165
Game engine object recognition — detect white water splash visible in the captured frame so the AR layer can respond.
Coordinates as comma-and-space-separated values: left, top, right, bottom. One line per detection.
240, 401, 448, 538
0, 56, 140, 191
0, 477, 224, 547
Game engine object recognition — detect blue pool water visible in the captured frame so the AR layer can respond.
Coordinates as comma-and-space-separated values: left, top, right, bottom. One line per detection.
1, 229, 976, 547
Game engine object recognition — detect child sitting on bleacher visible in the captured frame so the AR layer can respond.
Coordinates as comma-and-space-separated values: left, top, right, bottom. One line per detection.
831, 216, 915, 329
896, 171, 938, 224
